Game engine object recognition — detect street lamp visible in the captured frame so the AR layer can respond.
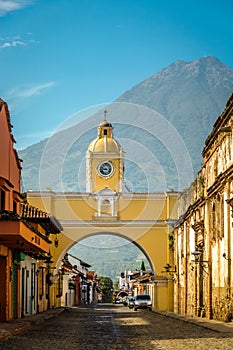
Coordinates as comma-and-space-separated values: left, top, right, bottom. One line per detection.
162, 263, 176, 274
191, 249, 209, 267
223, 253, 231, 261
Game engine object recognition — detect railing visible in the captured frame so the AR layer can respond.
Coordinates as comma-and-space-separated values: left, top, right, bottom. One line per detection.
21, 203, 48, 219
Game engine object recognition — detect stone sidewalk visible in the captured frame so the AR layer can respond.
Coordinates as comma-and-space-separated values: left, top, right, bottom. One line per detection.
156, 310, 233, 334
0, 307, 65, 341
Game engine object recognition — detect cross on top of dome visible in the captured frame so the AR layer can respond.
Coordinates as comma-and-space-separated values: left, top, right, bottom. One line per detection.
99, 109, 112, 128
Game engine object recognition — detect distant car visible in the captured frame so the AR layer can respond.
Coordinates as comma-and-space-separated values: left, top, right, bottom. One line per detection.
126, 296, 134, 305
115, 298, 122, 304
134, 294, 152, 311
122, 296, 134, 306
128, 297, 135, 309
122, 296, 128, 306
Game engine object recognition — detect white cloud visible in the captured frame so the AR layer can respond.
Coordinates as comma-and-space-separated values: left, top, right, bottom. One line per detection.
0, 40, 25, 48
7, 82, 56, 99
0, 0, 34, 16
0, 33, 38, 49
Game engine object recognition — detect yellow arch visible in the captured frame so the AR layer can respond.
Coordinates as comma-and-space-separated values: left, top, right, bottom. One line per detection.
28, 190, 178, 311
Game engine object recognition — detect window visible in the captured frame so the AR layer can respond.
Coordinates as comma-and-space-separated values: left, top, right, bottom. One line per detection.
13, 200, 17, 213
220, 195, 224, 238
39, 268, 45, 299
0, 189, 5, 210
212, 202, 216, 240
31, 263, 36, 299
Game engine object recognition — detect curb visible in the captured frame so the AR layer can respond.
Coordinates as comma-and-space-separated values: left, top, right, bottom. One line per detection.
0, 322, 31, 341
11, 324, 30, 335
0, 331, 11, 341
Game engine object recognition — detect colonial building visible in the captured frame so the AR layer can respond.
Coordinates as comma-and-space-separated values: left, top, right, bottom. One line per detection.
0, 99, 62, 320
173, 93, 233, 321
60, 253, 98, 307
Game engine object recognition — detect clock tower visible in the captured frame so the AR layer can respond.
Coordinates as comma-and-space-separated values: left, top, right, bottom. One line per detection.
86, 116, 124, 194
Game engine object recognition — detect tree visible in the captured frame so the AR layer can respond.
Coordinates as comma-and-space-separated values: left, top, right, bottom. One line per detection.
98, 276, 113, 303
141, 260, 146, 271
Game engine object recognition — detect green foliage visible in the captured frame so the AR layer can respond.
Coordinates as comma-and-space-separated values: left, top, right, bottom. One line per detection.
168, 233, 174, 249
113, 280, 119, 290
98, 276, 113, 303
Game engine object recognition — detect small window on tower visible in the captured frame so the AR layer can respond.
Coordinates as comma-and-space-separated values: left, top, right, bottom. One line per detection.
104, 129, 107, 136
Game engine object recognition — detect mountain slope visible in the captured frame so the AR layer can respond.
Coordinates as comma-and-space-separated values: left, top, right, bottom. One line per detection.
116, 56, 233, 172
19, 56, 233, 193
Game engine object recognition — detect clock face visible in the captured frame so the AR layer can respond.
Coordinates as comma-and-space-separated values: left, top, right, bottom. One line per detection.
98, 162, 113, 177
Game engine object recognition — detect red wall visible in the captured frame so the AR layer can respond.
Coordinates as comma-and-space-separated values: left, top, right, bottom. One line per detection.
0, 100, 21, 211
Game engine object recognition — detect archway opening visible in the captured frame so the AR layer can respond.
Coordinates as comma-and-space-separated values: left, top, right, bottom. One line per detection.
69, 234, 152, 282
61, 233, 154, 305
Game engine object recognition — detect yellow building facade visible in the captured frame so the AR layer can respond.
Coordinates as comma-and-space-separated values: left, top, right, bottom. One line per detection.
28, 118, 178, 311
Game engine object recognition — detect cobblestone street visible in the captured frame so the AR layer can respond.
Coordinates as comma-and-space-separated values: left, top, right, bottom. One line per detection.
1, 304, 233, 350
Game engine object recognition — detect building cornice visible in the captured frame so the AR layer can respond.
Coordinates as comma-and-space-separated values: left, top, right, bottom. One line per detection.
59, 219, 174, 228
207, 163, 233, 197
202, 93, 233, 157
175, 197, 205, 228
27, 191, 179, 201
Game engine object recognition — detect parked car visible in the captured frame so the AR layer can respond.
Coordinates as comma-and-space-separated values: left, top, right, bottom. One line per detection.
134, 294, 152, 311
123, 296, 134, 307
128, 297, 135, 309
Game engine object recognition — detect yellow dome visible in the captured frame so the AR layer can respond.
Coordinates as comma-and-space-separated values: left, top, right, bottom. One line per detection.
88, 137, 122, 153
87, 119, 122, 153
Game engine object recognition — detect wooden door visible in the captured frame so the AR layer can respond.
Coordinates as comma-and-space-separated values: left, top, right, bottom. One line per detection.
0, 256, 7, 320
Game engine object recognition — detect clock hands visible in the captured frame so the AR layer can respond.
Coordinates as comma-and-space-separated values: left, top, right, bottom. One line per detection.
99, 162, 113, 177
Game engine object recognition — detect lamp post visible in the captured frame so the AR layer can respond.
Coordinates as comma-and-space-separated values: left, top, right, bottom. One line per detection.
45, 255, 54, 310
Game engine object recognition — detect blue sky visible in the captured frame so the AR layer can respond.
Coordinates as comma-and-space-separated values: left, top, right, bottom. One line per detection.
1, 0, 233, 150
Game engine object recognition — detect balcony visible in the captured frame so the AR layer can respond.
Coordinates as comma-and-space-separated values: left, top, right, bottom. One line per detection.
0, 204, 62, 255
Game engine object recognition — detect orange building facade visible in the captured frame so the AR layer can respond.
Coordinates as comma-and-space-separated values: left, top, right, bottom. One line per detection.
0, 99, 62, 320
